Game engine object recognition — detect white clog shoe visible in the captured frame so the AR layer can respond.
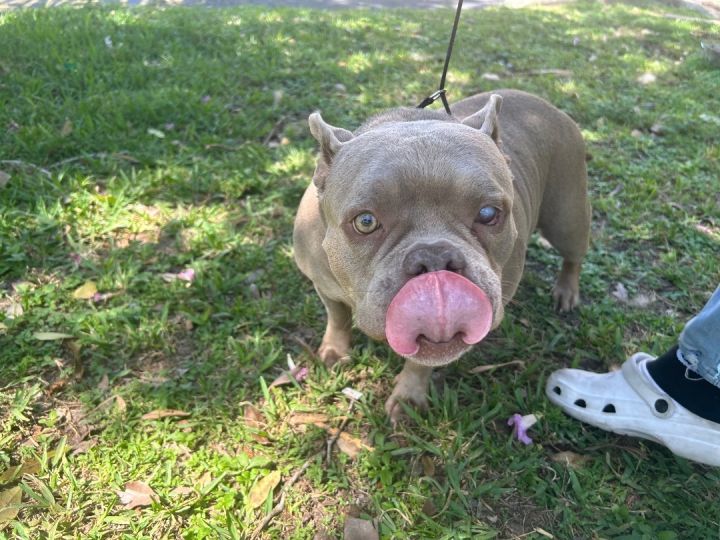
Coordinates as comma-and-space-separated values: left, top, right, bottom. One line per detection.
546, 353, 720, 467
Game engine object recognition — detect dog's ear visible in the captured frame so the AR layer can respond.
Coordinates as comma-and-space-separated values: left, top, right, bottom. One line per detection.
308, 112, 353, 164
461, 94, 503, 143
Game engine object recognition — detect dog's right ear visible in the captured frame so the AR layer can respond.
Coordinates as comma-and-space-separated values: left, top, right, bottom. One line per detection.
308, 112, 354, 192
308, 112, 353, 162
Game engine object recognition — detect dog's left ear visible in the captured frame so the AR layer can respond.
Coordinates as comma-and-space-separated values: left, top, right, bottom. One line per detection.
461, 94, 503, 143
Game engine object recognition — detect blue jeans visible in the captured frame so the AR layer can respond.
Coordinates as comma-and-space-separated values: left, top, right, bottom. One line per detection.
677, 286, 720, 389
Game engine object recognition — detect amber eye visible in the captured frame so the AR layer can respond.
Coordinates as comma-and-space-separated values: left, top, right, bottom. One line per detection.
353, 212, 380, 234
475, 206, 500, 225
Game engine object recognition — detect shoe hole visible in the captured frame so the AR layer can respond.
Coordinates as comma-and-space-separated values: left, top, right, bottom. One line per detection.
574, 399, 586, 408
602, 404, 616, 413
654, 399, 669, 414
553, 386, 562, 395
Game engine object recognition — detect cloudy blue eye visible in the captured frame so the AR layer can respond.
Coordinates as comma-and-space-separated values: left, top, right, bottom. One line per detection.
475, 206, 500, 225
353, 212, 380, 234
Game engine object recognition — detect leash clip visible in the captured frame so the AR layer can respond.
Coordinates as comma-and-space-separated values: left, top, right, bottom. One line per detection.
417, 89, 451, 114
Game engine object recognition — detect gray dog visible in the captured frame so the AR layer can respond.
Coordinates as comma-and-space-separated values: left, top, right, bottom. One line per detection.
293, 89, 590, 424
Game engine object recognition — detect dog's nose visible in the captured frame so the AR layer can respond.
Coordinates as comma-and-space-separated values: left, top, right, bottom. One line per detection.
402, 241, 466, 277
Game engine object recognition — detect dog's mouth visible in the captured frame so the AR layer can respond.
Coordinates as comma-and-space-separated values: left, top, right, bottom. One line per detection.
385, 271, 493, 365
410, 333, 473, 367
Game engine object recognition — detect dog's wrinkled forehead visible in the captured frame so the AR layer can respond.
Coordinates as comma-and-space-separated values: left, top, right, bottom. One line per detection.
324, 121, 508, 204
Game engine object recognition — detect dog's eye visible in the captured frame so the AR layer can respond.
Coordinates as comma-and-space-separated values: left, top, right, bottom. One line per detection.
353, 212, 380, 234
475, 206, 500, 226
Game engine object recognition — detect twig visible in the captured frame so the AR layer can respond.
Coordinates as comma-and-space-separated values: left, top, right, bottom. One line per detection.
249, 453, 318, 540
262, 116, 286, 146
326, 397, 357, 464
0, 160, 51, 177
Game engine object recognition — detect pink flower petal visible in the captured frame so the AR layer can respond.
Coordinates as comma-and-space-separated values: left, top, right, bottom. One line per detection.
508, 413, 534, 445
177, 269, 195, 282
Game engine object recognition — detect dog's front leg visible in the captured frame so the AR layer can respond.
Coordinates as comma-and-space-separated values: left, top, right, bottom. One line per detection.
385, 360, 433, 427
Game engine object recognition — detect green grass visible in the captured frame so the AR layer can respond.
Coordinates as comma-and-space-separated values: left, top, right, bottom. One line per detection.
1, 1, 719, 538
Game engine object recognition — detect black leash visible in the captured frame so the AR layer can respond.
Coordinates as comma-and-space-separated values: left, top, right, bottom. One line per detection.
417, 0, 464, 115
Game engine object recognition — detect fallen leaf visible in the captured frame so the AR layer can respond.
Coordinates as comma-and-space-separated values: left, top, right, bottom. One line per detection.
115, 395, 127, 413
141, 409, 190, 421
343, 516, 379, 540
169, 486, 194, 497
469, 359, 525, 374
0, 171, 10, 188
147, 128, 165, 138
0, 486, 22, 529
630, 128, 644, 138
334, 432, 373, 459
195, 471, 212, 488
47, 378, 69, 395
481, 72, 501, 81
98, 374, 110, 391
0, 466, 20, 484
287, 412, 329, 427
551, 451, 590, 469
248, 470, 281, 509
60, 118, 73, 137
117, 481, 158, 509
269, 365, 309, 388
33, 332, 73, 341
70, 439, 98, 455
244, 405, 266, 427
244, 405, 270, 444
421, 455, 435, 477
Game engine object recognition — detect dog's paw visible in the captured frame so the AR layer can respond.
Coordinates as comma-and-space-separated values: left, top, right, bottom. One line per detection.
552, 282, 580, 312
384, 365, 431, 428
318, 340, 350, 368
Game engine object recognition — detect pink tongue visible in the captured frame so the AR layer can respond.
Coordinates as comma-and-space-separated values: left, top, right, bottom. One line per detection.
385, 270, 493, 357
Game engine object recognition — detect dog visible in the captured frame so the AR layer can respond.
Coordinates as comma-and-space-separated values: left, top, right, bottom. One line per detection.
293, 89, 590, 424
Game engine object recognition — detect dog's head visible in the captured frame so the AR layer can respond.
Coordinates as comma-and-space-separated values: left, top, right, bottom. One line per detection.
308, 95, 517, 366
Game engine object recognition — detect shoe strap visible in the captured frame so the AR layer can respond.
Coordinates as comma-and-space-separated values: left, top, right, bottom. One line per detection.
622, 356, 675, 419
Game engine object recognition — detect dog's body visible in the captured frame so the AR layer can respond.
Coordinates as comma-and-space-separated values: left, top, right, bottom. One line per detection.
294, 89, 590, 423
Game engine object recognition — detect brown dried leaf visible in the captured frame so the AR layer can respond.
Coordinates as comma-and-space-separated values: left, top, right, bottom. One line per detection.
70, 439, 98, 455
421, 455, 435, 477
287, 412, 329, 427
551, 451, 590, 469
141, 409, 190, 421
195, 471, 212, 488
334, 432, 374, 459
0, 466, 20, 485
169, 486, 194, 497
0, 486, 22, 528
248, 470, 281, 509
116, 481, 158, 509
244, 405, 266, 428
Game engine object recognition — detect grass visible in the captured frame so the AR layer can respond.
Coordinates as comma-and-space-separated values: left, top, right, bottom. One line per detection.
0, 1, 719, 538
